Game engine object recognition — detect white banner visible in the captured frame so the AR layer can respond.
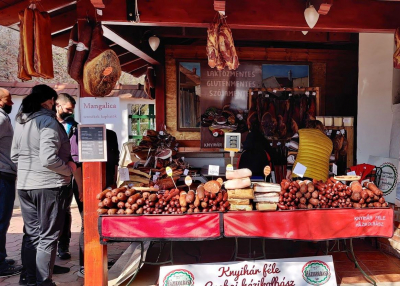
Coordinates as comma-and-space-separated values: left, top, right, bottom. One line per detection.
79, 97, 120, 125
159, 256, 336, 286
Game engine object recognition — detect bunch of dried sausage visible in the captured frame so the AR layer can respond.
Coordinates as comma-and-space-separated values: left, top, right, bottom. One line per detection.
278, 178, 388, 210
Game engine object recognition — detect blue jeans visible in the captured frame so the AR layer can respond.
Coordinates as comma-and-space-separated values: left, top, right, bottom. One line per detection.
0, 174, 16, 270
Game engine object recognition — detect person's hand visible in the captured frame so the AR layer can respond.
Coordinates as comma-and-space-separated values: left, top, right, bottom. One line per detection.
286, 169, 292, 181
67, 161, 77, 172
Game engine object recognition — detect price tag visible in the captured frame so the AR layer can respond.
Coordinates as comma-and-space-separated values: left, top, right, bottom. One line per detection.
293, 162, 307, 178
183, 169, 189, 176
340, 129, 345, 135
96, 9, 103, 15
119, 167, 130, 181
332, 163, 337, 175
166, 167, 173, 177
273, 90, 277, 93
305, 91, 310, 96
226, 164, 234, 171
208, 165, 220, 176
264, 165, 271, 176
153, 175, 158, 182
185, 176, 192, 186
347, 171, 357, 176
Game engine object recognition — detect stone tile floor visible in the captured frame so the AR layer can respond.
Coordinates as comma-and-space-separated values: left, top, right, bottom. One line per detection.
1, 208, 400, 285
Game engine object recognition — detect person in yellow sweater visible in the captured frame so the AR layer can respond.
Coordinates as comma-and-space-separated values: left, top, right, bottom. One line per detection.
286, 120, 333, 181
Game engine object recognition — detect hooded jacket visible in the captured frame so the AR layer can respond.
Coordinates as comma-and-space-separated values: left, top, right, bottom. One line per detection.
11, 108, 72, 189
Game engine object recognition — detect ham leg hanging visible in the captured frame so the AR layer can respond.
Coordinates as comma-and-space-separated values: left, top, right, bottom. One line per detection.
218, 20, 239, 70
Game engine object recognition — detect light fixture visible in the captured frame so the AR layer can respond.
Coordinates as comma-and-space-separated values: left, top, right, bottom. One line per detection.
302, 31, 308, 35
304, 4, 319, 29
148, 35, 160, 51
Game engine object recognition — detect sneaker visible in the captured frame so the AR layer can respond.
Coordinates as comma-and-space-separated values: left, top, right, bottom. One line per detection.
53, 265, 70, 274
77, 266, 84, 278
5, 259, 15, 265
0, 264, 23, 277
57, 247, 71, 260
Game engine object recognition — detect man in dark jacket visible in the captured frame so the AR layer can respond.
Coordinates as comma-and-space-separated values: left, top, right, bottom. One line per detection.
0, 88, 23, 277
55, 93, 80, 261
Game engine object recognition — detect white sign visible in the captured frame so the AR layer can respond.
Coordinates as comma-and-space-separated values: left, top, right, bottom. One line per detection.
208, 165, 220, 176
119, 167, 130, 182
183, 169, 189, 176
80, 97, 120, 125
293, 162, 307, 178
159, 256, 336, 286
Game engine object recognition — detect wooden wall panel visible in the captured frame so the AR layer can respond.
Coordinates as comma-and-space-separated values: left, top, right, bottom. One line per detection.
166, 45, 358, 147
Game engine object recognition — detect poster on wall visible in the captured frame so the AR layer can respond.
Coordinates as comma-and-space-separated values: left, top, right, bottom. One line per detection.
368, 156, 398, 204
159, 256, 337, 286
262, 64, 309, 88
79, 97, 120, 125
200, 62, 262, 148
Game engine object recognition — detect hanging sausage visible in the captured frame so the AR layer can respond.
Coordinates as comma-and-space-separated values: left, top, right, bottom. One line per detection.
70, 21, 93, 83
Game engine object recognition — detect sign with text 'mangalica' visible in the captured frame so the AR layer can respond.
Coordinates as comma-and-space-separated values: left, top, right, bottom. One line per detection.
159, 256, 336, 286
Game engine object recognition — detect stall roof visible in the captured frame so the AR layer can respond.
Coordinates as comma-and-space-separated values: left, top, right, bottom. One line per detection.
0, 81, 152, 99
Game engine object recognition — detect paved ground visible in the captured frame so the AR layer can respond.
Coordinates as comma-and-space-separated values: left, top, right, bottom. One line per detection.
0, 207, 129, 286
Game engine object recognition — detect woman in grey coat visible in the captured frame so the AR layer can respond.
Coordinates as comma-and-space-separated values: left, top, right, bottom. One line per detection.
11, 85, 76, 286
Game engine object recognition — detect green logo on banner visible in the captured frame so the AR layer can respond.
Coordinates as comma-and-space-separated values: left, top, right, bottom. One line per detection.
163, 269, 194, 286
302, 260, 331, 285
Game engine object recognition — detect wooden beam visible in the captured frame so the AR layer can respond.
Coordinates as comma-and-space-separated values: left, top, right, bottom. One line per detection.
83, 162, 107, 286
130, 65, 149, 77
102, 25, 162, 65
118, 53, 140, 66
50, 9, 77, 35
51, 30, 71, 48
99, 0, 400, 33
0, 0, 77, 26
155, 65, 166, 131
90, 0, 105, 9
122, 59, 148, 73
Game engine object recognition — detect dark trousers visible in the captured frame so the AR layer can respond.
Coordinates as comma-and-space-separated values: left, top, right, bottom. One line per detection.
19, 187, 69, 286
0, 174, 16, 270
71, 180, 84, 267
58, 187, 74, 249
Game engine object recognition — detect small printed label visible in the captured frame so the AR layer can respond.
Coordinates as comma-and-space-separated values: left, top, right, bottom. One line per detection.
340, 129, 345, 135
96, 9, 103, 15
119, 167, 130, 181
183, 169, 189, 176
226, 164, 234, 171
332, 163, 337, 175
293, 162, 307, 178
208, 165, 220, 176
166, 167, 173, 177
347, 171, 357, 176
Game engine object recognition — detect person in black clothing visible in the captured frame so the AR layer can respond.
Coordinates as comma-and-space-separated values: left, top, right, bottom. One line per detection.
238, 128, 270, 177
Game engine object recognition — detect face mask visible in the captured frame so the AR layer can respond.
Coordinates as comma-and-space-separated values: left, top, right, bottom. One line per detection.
2, 104, 12, 114
57, 105, 71, 120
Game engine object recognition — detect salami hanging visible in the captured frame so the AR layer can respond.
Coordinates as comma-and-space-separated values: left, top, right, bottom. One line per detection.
70, 21, 92, 83
67, 24, 78, 75
83, 23, 121, 97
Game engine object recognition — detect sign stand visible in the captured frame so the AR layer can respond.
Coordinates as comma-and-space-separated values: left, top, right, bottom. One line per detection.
224, 133, 241, 166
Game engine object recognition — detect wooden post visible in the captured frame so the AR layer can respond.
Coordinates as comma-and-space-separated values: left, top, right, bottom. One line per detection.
83, 162, 107, 286
155, 65, 166, 131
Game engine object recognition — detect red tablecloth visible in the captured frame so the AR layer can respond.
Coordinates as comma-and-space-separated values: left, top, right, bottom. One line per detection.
100, 212, 223, 242
224, 208, 394, 240
99, 208, 394, 242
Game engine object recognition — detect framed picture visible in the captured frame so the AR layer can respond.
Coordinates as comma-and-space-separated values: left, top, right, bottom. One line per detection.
262, 64, 309, 88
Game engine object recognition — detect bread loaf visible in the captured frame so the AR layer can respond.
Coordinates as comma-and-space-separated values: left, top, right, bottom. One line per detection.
256, 203, 277, 211
228, 199, 250, 205
229, 204, 252, 211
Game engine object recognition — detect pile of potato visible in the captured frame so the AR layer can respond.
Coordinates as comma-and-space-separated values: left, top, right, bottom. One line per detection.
278, 178, 388, 210
96, 184, 230, 215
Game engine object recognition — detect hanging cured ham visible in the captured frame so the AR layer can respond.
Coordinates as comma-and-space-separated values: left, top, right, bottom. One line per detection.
206, 13, 239, 70
218, 20, 239, 70
18, 6, 54, 80
394, 28, 400, 68
83, 23, 121, 97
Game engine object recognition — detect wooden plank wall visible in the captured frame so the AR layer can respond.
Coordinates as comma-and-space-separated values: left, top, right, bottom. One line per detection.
165, 45, 358, 148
